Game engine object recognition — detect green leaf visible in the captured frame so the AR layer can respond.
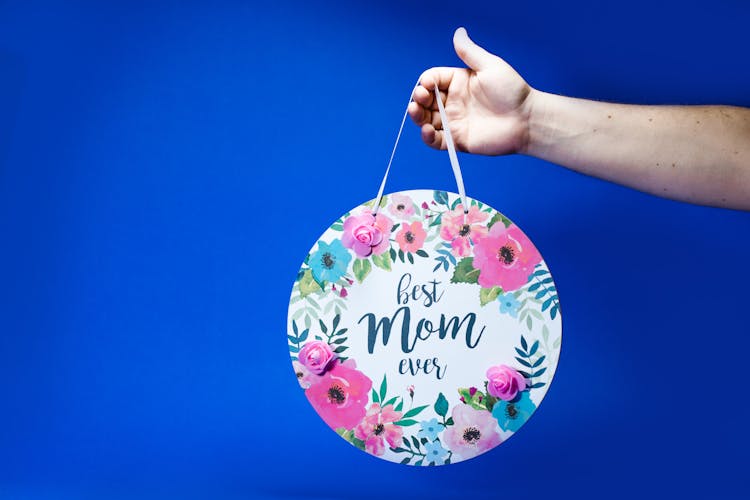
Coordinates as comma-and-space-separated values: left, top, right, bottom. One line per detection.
403, 405, 429, 419
390, 447, 408, 453
415, 249, 428, 258
319, 319, 328, 334
389, 247, 397, 262
394, 419, 418, 426
487, 212, 512, 229
398, 249, 405, 263
515, 357, 532, 368
434, 392, 449, 417
395, 399, 404, 412
391, 223, 400, 232
532, 355, 546, 368
411, 436, 421, 450
451, 257, 480, 284
407, 252, 414, 264
372, 251, 392, 271
400, 457, 411, 465
542, 296, 554, 312
521, 336, 528, 351
528, 282, 542, 292
553, 337, 561, 349
532, 367, 547, 378
529, 340, 539, 356
333, 345, 348, 353
530, 382, 546, 389
379, 375, 387, 402
526, 316, 533, 330
351, 437, 366, 450
298, 329, 309, 342
479, 286, 502, 306
331, 222, 344, 231
429, 213, 443, 227
352, 258, 372, 283
383, 396, 398, 408
299, 269, 321, 297
433, 190, 449, 206
332, 337, 347, 344
372, 388, 380, 404
550, 304, 559, 320
515, 347, 527, 358
402, 436, 412, 449
457, 387, 488, 411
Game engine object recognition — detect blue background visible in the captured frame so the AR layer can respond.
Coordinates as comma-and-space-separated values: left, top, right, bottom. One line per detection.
1, 1, 749, 498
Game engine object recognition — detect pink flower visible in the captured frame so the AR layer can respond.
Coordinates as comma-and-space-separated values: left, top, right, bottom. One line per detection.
340, 287, 348, 298
486, 365, 527, 401
388, 194, 416, 219
421, 202, 429, 209
298, 340, 335, 375
292, 360, 315, 389
354, 403, 404, 456
395, 221, 426, 253
443, 404, 502, 460
472, 223, 542, 291
439, 204, 489, 257
305, 359, 372, 431
342, 210, 393, 258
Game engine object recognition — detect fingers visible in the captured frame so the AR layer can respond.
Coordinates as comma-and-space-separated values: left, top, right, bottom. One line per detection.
408, 84, 447, 127
421, 124, 445, 151
453, 27, 496, 71
418, 67, 455, 93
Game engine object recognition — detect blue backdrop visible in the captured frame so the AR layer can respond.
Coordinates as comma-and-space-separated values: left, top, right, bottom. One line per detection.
1, 1, 749, 498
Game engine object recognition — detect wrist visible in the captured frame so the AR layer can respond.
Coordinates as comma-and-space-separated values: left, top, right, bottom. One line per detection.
518, 88, 550, 156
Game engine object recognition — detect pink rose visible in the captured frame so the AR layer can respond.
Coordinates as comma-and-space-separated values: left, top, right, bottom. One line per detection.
299, 340, 336, 375
486, 364, 527, 401
341, 210, 393, 258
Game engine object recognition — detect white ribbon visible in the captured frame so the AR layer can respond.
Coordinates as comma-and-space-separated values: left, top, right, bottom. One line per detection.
373, 81, 469, 219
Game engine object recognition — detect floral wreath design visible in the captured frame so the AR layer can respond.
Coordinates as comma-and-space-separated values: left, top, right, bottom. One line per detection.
288, 190, 562, 465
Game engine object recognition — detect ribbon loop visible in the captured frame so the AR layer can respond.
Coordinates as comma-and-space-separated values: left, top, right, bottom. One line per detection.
373, 81, 469, 220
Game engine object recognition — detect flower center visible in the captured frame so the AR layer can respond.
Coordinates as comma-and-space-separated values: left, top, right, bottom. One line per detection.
506, 403, 518, 419
327, 384, 346, 405
322, 252, 335, 269
373, 423, 385, 436
296, 370, 304, 379
397, 204, 405, 210
459, 224, 471, 237
405, 231, 415, 243
462, 427, 481, 444
498, 245, 516, 265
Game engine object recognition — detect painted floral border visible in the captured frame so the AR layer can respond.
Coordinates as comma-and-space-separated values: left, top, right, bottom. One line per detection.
287, 190, 562, 465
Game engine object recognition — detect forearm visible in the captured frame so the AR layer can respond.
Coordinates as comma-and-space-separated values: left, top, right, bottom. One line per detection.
523, 90, 750, 210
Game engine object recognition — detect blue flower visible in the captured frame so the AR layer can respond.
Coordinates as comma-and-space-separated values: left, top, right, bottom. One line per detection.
491, 390, 536, 432
498, 292, 521, 318
309, 240, 351, 285
423, 440, 449, 465
417, 418, 445, 442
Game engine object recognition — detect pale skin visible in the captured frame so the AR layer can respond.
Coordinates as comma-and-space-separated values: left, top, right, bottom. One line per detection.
409, 28, 750, 211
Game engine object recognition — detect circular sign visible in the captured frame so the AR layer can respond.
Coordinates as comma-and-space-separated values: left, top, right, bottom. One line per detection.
287, 190, 562, 465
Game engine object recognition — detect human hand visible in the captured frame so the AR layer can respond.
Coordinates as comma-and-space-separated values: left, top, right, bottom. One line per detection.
408, 27, 535, 156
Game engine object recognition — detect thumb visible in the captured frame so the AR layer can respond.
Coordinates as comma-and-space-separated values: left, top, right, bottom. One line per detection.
453, 27, 495, 71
